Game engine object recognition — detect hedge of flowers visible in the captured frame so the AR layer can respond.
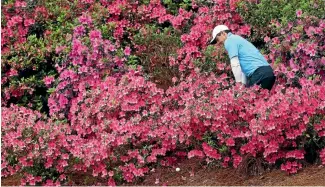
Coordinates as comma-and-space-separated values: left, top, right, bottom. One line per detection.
1, 0, 325, 186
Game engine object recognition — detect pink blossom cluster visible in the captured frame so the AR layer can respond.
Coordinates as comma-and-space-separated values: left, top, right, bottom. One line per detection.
281, 161, 303, 174
163, 72, 325, 172
1, 2, 50, 107
265, 16, 325, 80
3, 72, 325, 185
2, 0, 325, 186
1, 3, 47, 54
1, 105, 70, 185
47, 13, 133, 119
202, 142, 222, 160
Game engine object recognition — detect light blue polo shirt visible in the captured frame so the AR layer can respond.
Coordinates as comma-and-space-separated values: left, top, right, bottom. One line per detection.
224, 33, 270, 76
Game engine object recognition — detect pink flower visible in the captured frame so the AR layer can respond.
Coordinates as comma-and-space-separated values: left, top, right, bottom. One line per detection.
74, 25, 85, 37
108, 177, 116, 186
15, 1, 27, 7
8, 69, 18, 77
170, 15, 184, 28
233, 155, 243, 168
59, 174, 66, 181
78, 14, 92, 25
108, 44, 116, 52
90, 30, 102, 40
264, 36, 271, 43
43, 76, 55, 86
10, 16, 23, 25
45, 179, 55, 186
292, 33, 300, 40
225, 138, 235, 146
45, 158, 53, 169
124, 47, 131, 56
304, 43, 317, 56
272, 37, 280, 45
296, 10, 302, 17
114, 26, 124, 39
108, 171, 114, 177
108, 3, 122, 15
55, 46, 66, 54
188, 150, 205, 159
172, 77, 178, 83
24, 19, 35, 27
202, 142, 221, 160
59, 94, 69, 107
239, 25, 251, 36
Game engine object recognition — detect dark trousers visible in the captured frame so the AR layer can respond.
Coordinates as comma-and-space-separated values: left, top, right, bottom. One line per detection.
247, 66, 276, 91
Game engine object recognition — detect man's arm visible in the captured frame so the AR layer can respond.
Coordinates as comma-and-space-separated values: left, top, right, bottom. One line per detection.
230, 56, 246, 85
225, 39, 246, 85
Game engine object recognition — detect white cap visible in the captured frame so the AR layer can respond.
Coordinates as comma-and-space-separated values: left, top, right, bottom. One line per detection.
209, 25, 229, 44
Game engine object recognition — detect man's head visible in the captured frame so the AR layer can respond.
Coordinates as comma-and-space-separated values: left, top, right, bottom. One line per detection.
209, 25, 230, 45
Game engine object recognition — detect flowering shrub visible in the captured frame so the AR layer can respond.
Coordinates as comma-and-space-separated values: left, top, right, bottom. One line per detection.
1, 0, 84, 113
1, 0, 48, 53
3, 75, 325, 185
2, 0, 325, 186
264, 15, 325, 82
68, 70, 168, 184
47, 13, 134, 119
133, 25, 181, 89
1, 105, 70, 185
163, 71, 325, 170
1, 1, 52, 112
1, 34, 58, 113
237, 0, 325, 43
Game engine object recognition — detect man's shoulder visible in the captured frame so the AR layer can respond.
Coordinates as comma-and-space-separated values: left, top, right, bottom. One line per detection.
227, 33, 244, 43
229, 34, 246, 42
229, 34, 254, 48
225, 34, 236, 43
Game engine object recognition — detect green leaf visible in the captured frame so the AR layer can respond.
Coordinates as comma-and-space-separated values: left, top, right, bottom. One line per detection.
47, 88, 56, 94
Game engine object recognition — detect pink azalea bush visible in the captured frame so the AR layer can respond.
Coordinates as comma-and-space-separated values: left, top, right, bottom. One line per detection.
236, 0, 325, 43
68, 70, 167, 183
164, 71, 325, 170
3, 72, 325, 185
1, 1, 48, 53
1, 105, 71, 185
1, 28, 52, 112
2, 0, 325, 186
1, 0, 83, 112
265, 15, 325, 81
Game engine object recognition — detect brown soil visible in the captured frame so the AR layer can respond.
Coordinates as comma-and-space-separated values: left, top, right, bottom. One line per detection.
2, 158, 325, 186
134, 158, 325, 186
1, 174, 22, 186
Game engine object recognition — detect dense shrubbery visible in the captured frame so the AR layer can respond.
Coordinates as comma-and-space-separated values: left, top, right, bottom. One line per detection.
1, 0, 86, 113
1, 105, 70, 185
2, 0, 325, 186
133, 25, 182, 89
236, 0, 325, 43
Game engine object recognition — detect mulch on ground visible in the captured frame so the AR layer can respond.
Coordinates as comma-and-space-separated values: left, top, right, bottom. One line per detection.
2, 158, 325, 186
